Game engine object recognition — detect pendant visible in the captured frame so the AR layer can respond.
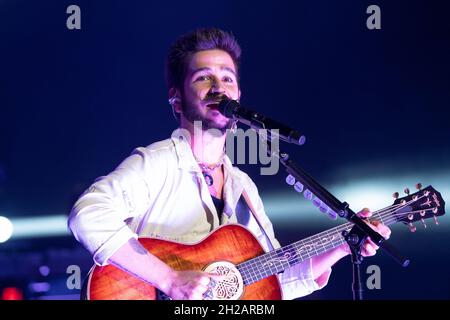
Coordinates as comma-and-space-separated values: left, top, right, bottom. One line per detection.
203, 172, 214, 186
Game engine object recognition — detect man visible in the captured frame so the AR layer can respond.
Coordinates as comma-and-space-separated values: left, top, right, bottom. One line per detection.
68, 28, 390, 300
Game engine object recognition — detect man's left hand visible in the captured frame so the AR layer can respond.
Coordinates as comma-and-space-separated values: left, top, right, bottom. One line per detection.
343, 208, 392, 257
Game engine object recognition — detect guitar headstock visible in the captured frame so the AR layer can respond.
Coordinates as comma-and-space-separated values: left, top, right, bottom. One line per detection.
390, 184, 445, 231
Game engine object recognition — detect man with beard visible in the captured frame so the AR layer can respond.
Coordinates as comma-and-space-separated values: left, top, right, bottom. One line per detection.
69, 28, 390, 300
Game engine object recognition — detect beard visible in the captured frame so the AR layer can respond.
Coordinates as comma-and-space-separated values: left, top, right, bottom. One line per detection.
181, 94, 233, 134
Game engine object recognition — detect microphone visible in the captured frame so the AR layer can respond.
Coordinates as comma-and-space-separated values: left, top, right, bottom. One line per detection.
218, 99, 306, 145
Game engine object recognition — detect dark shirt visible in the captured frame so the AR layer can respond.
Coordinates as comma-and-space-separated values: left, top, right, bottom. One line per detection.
211, 195, 224, 222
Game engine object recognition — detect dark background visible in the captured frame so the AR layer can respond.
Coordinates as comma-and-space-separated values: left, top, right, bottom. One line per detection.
1, 0, 449, 299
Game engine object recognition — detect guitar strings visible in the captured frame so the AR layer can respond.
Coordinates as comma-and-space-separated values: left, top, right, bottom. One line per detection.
238, 206, 402, 279
239, 194, 436, 279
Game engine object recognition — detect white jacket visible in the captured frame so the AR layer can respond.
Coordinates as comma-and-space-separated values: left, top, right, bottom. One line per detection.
68, 128, 330, 299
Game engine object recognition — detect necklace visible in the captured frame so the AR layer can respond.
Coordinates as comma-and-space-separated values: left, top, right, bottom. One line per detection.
198, 161, 223, 187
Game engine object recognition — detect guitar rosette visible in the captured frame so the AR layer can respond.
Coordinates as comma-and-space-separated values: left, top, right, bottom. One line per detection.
203, 261, 244, 300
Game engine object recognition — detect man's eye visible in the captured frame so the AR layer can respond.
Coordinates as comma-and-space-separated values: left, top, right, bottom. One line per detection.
223, 76, 234, 83
196, 75, 211, 81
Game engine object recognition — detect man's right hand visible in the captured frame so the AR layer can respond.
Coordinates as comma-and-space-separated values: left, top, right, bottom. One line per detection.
164, 270, 221, 300
109, 239, 224, 300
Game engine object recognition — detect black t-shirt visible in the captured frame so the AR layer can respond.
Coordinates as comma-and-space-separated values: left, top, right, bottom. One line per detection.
211, 195, 224, 222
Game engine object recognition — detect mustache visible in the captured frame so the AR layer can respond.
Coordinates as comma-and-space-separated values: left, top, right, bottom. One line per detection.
203, 94, 229, 104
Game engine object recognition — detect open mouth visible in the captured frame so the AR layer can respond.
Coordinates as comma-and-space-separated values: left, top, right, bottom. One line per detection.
206, 103, 220, 110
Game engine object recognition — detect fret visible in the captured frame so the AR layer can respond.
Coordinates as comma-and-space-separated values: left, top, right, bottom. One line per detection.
317, 230, 328, 256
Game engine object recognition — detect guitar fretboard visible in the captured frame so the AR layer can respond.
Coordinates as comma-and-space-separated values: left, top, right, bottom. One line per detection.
236, 206, 403, 286
236, 220, 354, 286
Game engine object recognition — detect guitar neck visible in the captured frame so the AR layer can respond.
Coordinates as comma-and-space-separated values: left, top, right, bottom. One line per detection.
237, 211, 395, 286
236, 185, 445, 286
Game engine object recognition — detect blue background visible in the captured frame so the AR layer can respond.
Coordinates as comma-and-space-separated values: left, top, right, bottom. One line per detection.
1, 0, 449, 299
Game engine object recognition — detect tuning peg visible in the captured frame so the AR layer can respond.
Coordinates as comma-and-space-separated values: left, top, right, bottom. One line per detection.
416, 183, 422, 190
421, 219, 427, 229
404, 188, 410, 195
434, 216, 439, 226
392, 192, 399, 199
408, 223, 417, 233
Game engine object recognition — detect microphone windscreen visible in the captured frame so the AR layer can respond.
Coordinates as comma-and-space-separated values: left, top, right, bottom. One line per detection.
218, 99, 239, 118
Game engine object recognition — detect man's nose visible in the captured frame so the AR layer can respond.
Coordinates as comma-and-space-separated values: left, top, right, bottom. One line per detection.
210, 79, 226, 94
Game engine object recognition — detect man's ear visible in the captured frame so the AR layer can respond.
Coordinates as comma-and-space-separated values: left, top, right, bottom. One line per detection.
237, 89, 241, 102
168, 88, 182, 114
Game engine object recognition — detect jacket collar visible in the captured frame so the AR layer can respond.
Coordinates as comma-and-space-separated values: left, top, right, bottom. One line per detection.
170, 128, 245, 183
170, 128, 201, 172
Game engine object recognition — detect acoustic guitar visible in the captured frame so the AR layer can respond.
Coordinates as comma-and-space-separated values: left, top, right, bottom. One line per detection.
84, 184, 445, 300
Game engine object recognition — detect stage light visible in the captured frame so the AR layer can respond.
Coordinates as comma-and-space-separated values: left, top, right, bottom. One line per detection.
39, 265, 51, 277
29, 282, 51, 293
10, 215, 69, 239
0, 216, 13, 243
1, 287, 23, 300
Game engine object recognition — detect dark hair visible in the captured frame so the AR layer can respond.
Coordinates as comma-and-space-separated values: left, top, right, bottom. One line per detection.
165, 28, 242, 90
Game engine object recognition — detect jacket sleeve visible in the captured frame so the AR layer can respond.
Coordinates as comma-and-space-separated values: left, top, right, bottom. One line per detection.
68, 147, 161, 266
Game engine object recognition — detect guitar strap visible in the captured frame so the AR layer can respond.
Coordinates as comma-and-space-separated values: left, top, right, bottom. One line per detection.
241, 189, 276, 252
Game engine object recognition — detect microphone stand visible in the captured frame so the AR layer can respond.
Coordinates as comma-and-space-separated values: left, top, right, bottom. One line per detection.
342, 225, 368, 300
261, 137, 410, 300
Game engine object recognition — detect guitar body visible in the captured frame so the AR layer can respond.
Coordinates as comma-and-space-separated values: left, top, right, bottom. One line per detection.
85, 224, 282, 300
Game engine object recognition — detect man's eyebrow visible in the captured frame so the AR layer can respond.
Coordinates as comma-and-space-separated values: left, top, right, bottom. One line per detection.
221, 66, 237, 76
191, 66, 237, 76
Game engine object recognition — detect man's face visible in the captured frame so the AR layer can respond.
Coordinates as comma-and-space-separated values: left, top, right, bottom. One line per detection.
180, 49, 240, 132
